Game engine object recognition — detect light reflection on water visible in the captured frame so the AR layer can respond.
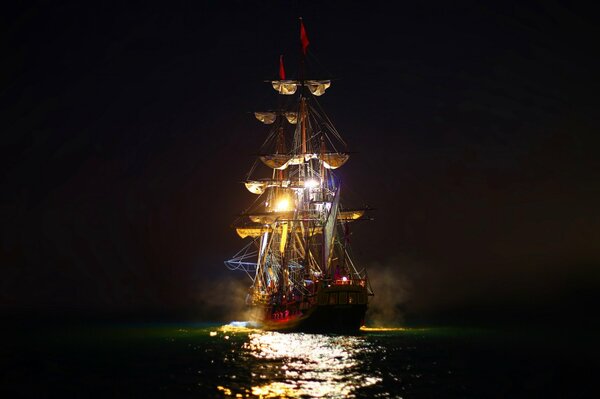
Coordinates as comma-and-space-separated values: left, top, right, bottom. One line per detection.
14, 323, 568, 397
215, 325, 384, 398
245, 331, 382, 398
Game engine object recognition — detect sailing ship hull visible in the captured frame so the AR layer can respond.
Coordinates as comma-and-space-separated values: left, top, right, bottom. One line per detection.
252, 283, 369, 333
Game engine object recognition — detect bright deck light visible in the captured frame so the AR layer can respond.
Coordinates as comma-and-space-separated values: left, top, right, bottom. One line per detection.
304, 179, 319, 189
274, 197, 291, 212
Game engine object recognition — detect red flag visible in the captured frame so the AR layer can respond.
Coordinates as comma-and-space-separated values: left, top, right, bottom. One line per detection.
300, 19, 309, 55
279, 55, 286, 80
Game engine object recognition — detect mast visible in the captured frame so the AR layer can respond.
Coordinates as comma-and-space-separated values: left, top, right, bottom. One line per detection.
300, 98, 307, 155
299, 17, 308, 156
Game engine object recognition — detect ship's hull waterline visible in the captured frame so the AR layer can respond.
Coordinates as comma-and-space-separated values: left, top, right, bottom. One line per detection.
251, 284, 369, 333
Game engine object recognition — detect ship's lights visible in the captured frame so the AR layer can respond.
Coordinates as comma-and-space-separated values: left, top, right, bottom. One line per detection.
359, 326, 413, 332
274, 197, 292, 212
304, 178, 319, 189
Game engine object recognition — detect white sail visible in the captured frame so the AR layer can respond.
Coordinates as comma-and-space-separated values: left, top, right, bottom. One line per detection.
322, 187, 340, 271
245, 180, 268, 194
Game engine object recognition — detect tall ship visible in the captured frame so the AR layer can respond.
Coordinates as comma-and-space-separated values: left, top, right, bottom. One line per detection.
225, 19, 373, 333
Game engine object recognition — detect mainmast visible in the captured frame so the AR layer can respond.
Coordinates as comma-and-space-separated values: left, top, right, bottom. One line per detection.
299, 17, 308, 157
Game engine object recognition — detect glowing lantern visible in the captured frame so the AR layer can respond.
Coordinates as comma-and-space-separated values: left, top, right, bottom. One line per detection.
274, 197, 292, 212
304, 179, 319, 189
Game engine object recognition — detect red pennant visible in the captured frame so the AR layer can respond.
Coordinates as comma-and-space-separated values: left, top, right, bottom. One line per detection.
279, 55, 286, 80
300, 20, 309, 55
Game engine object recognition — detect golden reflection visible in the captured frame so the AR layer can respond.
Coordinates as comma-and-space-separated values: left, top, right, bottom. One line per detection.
242, 332, 382, 398
360, 326, 428, 332
360, 326, 408, 332
216, 385, 233, 395
218, 324, 261, 334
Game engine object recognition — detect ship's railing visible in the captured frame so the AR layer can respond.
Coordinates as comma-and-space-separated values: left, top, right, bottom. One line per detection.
317, 278, 367, 287
333, 278, 367, 287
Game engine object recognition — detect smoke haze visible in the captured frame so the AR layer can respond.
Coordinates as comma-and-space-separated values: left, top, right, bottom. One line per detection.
365, 259, 413, 327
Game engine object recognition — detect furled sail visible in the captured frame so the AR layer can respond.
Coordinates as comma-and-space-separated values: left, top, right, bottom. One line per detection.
285, 112, 298, 124
271, 80, 299, 95
259, 154, 305, 170
236, 225, 322, 239
337, 209, 365, 221
248, 210, 294, 224
254, 112, 277, 124
260, 153, 349, 170
286, 155, 308, 166
244, 179, 293, 194
321, 153, 349, 169
247, 208, 361, 225
322, 187, 340, 270
237, 226, 271, 239
271, 80, 330, 96
254, 111, 297, 125
306, 80, 331, 96
245, 180, 268, 195
259, 154, 292, 169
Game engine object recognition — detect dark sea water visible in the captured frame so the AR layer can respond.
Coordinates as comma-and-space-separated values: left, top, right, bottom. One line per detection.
2, 321, 596, 398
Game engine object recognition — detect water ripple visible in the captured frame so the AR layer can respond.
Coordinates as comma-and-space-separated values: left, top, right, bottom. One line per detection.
240, 331, 383, 398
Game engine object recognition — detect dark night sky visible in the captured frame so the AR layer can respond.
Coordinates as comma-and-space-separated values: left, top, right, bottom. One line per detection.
2, 0, 599, 324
